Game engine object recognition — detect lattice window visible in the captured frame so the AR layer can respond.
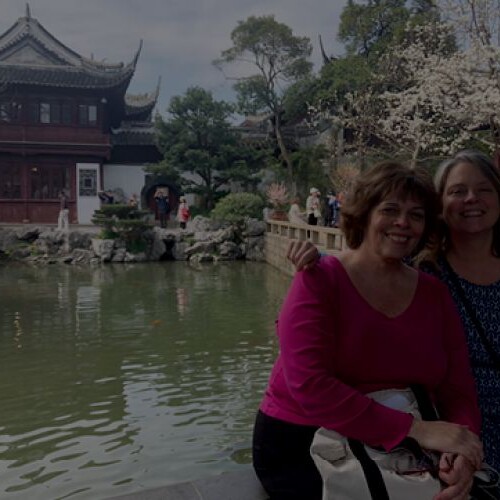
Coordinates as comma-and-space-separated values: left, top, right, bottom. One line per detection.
30, 166, 69, 200
0, 165, 21, 199
79, 169, 97, 196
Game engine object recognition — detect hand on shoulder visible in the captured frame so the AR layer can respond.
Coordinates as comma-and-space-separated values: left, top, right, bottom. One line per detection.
287, 240, 320, 271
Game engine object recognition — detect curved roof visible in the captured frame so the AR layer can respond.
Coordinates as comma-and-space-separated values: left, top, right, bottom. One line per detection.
124, 77, 161, 121
0, 6, 140, 91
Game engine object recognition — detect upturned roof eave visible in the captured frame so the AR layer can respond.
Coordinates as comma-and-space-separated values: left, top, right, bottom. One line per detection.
0, 64, 135, 91
0, 9, 141, 78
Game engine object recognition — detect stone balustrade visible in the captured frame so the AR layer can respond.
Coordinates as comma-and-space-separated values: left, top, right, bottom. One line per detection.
265, 220, 347, 275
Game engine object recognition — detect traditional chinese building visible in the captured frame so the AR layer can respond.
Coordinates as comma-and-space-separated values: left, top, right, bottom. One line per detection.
0, 5, 165, 224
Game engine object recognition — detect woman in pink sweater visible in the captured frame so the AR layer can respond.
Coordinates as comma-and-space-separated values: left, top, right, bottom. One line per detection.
252, 162, 482, 500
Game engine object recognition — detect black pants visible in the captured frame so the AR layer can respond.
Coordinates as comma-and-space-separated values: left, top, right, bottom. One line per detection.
307, 214, 318, 226
252, 410, 322, 500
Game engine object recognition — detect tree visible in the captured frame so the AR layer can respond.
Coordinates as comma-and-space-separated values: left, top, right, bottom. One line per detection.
215, 15, 313, 184
337, 0, 410, 59
154, 87, 262, 210
375, 2, 500, 161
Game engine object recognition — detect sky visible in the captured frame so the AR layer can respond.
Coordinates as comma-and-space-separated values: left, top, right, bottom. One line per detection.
1, 0, 348, 117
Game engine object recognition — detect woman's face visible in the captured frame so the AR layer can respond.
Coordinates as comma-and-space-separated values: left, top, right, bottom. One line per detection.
442, 162, 500, 238
362, 194, 426, 261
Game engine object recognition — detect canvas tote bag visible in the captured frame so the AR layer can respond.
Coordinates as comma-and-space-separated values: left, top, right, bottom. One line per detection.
310, 388, 441, 500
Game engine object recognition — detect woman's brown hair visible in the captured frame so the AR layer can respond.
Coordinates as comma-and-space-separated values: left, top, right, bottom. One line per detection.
341, 161, 440, 255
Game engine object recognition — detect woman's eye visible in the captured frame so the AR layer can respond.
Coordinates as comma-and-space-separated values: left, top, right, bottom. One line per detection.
449, 189, 465, 195
380, 207, 398, 215
409, 212, 425, 221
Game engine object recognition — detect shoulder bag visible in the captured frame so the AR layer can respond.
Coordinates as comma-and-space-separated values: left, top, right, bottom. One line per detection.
310, 385, 500, 499
310, 388, 441, 500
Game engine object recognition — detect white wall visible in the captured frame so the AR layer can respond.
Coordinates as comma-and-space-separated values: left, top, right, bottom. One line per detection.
103, 164, 147, 207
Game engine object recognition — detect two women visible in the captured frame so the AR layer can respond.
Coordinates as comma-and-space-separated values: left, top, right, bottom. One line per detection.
289, 150, 500, 472
254, 161, 482, 500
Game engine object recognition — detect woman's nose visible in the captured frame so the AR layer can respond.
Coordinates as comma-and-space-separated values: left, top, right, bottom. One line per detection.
464, 189, 478, 203
394, 213, 409, 226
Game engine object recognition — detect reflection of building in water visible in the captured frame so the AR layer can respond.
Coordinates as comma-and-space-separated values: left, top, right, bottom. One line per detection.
75, 286, 101, 336
176, 288, 189, 317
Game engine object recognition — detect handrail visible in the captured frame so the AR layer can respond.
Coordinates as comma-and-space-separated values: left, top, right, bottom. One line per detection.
265, 219, 347, 254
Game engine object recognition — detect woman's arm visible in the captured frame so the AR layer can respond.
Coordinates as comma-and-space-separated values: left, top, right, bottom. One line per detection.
278, 262, 414, 451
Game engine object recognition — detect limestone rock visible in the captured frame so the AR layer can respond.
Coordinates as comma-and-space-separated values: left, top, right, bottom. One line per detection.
124, 252, 147, 263
243, 219, 266, 237
111, 248, 127, 262
0, 229, 17, 252
91, 238, 115, 262
172, 241, 189, 261
67, 232, 92, 251
218, 241, 242, 260
71, 249, 94, 264
147, 233, 167, 261
15, 227, 41, 241
244, 236, 265, 261
189, 252, 214, 264
185, 240, 216, 256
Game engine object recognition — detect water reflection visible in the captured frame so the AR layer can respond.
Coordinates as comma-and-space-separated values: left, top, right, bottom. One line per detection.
0, 262, 290, 499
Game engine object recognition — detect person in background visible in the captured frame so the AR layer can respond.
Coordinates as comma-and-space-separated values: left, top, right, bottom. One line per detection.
177, 196, 190, 229
154, 189, 170, 228
325, 192, 339, 227
287, 150, 500, 472
128, 193, 138, 208
98, 190, 114, 205
254, 161, 482, 500
57, 190, 69, 231
288, 197, 306, 224
306, 188, 321, 225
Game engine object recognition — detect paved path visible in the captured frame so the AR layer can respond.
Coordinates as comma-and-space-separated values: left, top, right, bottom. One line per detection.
106, 469, 268, 500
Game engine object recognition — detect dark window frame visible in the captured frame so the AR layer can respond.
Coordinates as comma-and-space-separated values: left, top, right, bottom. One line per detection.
30, 165, 70, 200
0, 165, 22, 199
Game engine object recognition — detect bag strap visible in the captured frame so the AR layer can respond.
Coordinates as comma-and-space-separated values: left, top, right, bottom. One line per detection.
441, 258, 500, 371
410, 384, 438, 421
347, 438, 390, 500
349, 387, 441, 499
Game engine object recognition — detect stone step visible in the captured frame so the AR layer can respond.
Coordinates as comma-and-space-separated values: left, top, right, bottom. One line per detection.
106, 468, 268, 500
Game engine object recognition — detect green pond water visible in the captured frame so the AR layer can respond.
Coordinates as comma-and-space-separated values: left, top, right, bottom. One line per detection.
0, 261, 290, 499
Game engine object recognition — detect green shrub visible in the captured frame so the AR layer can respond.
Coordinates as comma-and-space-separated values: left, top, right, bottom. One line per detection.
92, 205, 153, 251
95, 204, 148, 220
210, 193, 264, 223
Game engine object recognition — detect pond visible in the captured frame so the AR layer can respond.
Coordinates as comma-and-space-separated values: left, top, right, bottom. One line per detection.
0, 261, 291, 499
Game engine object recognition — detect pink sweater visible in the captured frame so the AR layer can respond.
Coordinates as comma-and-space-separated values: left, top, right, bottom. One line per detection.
260, 256, 481, 451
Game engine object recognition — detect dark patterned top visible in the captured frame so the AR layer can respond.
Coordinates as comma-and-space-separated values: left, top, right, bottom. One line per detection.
438, 258, 500, 470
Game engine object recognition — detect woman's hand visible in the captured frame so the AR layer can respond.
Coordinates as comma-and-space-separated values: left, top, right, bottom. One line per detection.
286, 241, 320, 271
434, 453, 475, 500
408, 420, 483, 470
